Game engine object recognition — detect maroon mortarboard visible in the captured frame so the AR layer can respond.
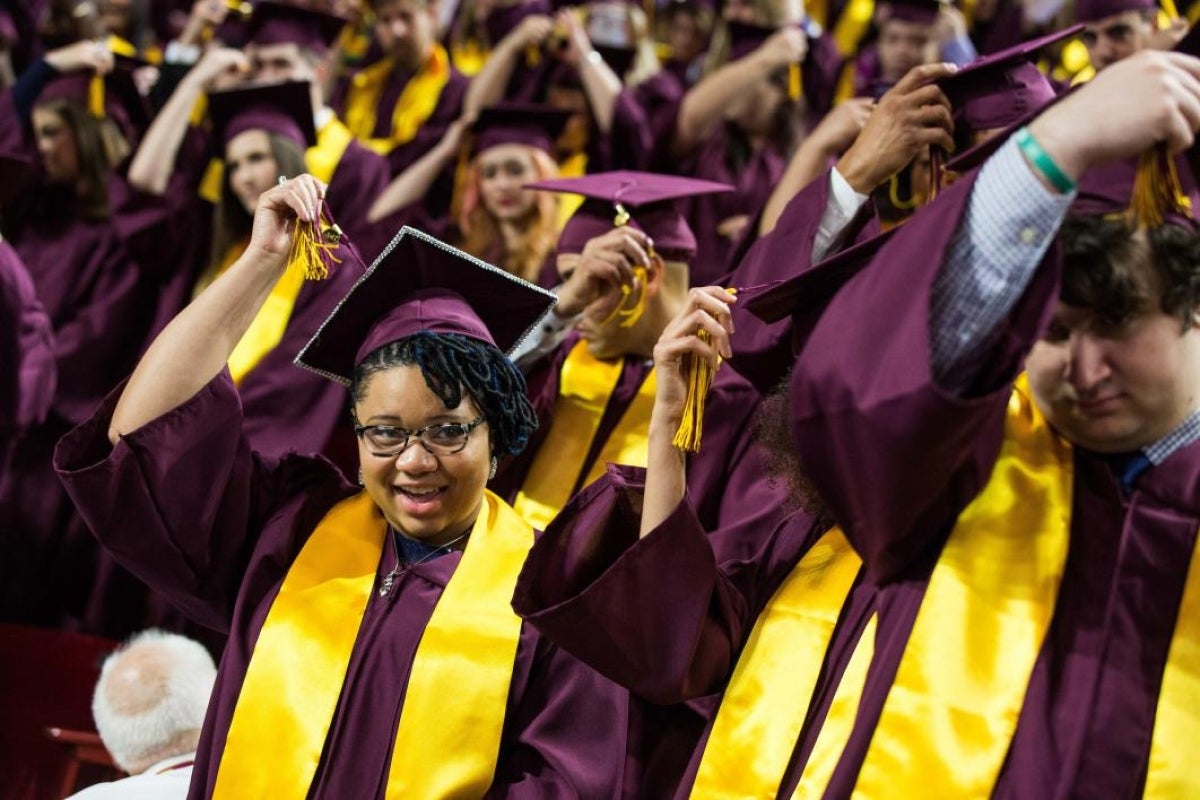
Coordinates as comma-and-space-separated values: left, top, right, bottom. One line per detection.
471, 103, 572, 156
207, 80, 317, 150
739, 228, 898, 324
246, 0, 350, 56
296, 227, 558, 384
526, 171, 734, 261
938, 26, 1078, 145
485, 0, 553, 44
1075, 0, 1156, 24
877, 0, 945, 25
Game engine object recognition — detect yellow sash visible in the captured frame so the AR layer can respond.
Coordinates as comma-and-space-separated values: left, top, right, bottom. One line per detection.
223, 245, 307, 386
556, 151, 589, 231
852, 376, 1073, 795
212, 490, 532, 799
691, 527, 864, 797
694, 376, 1072, 797
791, 615, 876, 798
1144, 529, 1200, 797
307, 117, 357, 184
343, 45, 452, 155
512, 340, 656, 531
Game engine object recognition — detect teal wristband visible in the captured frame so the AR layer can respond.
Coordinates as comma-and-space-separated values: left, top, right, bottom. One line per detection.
1015, 126, 1077, 194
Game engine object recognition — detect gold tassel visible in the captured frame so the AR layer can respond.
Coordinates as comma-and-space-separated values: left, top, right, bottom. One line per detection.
672, 288, 737, 453
928, 146, 943, 204
788, 63, 802, 101
597, 265, 649, 327
525, 44, 541, 67
287, 208, 343, 280
1131, 145, 1192, 229
87, 73, 105, 119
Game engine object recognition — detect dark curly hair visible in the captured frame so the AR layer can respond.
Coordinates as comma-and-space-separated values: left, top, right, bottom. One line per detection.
1062, 214, 1200, 332
350, 331, 538, 457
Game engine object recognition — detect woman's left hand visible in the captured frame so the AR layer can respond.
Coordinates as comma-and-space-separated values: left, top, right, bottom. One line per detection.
245, 174, 328, 262
651, 287, 736, 432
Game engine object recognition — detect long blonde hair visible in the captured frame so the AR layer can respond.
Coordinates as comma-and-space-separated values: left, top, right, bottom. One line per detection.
456, 146, 560, 284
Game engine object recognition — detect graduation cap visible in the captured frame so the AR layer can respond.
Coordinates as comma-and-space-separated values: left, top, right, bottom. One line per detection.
938, 26, 1078, 146
525, 170, 734, 261
740, 228, 898, 325
1076, 0, 1157, 24
207, 80, 317, 151
296, 227, 558, 385
876, 0, 946, 25
246, 1, 350, 56
471, 103, 572, 156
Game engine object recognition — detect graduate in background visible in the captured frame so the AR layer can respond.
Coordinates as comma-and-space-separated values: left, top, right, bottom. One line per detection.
365, 103, 566, 285
56, 174, 631, 799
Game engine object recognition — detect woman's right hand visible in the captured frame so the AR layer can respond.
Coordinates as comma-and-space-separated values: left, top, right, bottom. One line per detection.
245, 174, 328, 262
651, 287, 736, 433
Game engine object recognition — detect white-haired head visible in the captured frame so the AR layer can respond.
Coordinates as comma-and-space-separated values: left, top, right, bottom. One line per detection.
91, 629, 217, 774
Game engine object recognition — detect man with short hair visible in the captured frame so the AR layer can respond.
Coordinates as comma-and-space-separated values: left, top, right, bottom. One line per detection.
333, 0, 469, 177
68, 630, 216, 799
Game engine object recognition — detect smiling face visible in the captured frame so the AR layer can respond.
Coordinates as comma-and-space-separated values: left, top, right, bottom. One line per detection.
477, 144, 538, 222
354, 364, 491, 545
225, 129, 280, 215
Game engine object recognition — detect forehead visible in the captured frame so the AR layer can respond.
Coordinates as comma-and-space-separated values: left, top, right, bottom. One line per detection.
225, 128, 273, 159
880, 17, 933, 38
1084, 9, 1149, 33
250, 42, 305, 62
356, 363, 475, 416
374, 0, 429, 16
478, 143, 534, 167
32, 105, 67, 127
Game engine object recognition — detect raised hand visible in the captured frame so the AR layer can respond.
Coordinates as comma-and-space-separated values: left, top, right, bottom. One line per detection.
44, 39, 114, 75
247, 174, 329, 261
836, 62, 958, 194
651, 287, 737, 431
556, 226, 652, 318
1029, 50, 1200, 182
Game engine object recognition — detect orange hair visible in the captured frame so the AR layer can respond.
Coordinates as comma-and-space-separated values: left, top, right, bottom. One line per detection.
457, 146, 561, 284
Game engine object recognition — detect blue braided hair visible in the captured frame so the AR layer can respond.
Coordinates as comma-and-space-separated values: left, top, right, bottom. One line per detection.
350, 331, 538, 456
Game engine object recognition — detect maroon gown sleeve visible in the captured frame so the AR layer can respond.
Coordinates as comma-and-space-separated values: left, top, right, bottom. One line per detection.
490, 632, 632, 798
513, 464, 821, 704
0, 240, 54, 434
53, 372, 346, 630
786, 171, 1062, 584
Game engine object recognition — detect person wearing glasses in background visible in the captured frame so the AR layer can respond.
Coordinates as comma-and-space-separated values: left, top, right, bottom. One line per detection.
54, 174, 630, 798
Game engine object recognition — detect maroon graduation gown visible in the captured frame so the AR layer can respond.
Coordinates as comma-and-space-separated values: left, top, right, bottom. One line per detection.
55, 373, 632, 800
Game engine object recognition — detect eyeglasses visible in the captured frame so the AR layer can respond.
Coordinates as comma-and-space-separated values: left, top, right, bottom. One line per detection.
354, 417, 487, 457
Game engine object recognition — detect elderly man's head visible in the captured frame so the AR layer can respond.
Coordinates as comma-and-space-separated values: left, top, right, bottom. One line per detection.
91, 630, 216, 775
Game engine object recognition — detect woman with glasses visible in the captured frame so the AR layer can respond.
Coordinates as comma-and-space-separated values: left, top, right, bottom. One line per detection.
54, 174, 629, 798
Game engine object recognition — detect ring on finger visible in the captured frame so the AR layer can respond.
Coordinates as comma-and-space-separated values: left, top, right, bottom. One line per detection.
277, 176, 288, 187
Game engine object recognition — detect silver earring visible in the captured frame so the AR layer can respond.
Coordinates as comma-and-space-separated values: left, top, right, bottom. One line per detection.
357, 468, 364, 487
488, 456, 498, 480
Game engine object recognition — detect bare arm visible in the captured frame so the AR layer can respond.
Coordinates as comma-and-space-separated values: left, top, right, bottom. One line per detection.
126, 47, 248, 196
641, 287, 736, 536
556, 9, 623, 133
672, 28, 805, 157
367, 119, 467, 222
461, 14, 554, 119
108, 175, 326, 444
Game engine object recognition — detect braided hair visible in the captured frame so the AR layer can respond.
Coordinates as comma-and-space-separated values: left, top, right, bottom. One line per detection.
351, 332, 538, 457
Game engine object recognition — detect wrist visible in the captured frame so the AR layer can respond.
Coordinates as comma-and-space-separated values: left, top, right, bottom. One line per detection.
835, 146, 877, 194
1016, 124, 1081, 194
